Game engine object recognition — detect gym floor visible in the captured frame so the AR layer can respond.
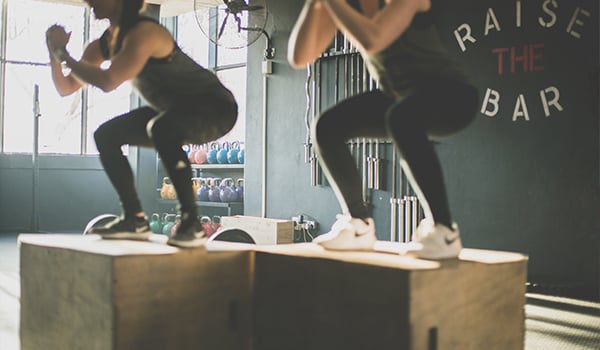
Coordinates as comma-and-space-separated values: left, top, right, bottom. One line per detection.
1, 232, 599, 350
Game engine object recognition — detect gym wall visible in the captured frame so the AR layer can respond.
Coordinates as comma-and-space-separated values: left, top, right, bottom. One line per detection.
244, 0, 599, 298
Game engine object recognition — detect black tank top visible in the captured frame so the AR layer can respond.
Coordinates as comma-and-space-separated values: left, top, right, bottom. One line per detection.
348, 0, 470, 98
99, 17, 234, 111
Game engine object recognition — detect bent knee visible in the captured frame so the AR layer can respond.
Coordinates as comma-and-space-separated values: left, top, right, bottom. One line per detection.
146, 116, 172, 141
312, 112, 347, 147
94, 122, 115, 149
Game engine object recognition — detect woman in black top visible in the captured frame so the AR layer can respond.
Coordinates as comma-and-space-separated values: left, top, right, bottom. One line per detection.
46, 0, 238, 248
288, 0, 478, 259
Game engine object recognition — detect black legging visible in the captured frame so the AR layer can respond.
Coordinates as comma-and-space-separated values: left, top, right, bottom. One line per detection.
312, 79, 478, 227
94, 95, 237, 219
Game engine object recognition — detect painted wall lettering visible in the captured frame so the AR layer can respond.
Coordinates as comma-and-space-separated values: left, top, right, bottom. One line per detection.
566, 7, 591, 38
492, 44, 544, 74
453, 1, 591, 122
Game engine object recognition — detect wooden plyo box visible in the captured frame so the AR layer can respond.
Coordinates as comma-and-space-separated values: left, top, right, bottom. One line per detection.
251, 242, 528, 350
19, 235, 527, 350
19, 234, 253, 350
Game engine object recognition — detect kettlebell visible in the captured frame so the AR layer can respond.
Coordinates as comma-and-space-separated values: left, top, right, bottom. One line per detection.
206, 142, 220, 164
235, 178, 244, 202
160, 177, 176, 200
194, 144, 208, 164
197, 178, 210, 202
217, 141, 230, 164
149, 213, 163, 234
219, 178, 239, 203
171, 214, 181, 235
200, 216, 221, 237
227, 141, 240, 164
192, 177, 201, 196
167, 180, 177, 199
237, 148, 245, 164
162, 214, 176, 236
182, 144, 191, 158
208, 178, 222, 202
187, 144, 197, 164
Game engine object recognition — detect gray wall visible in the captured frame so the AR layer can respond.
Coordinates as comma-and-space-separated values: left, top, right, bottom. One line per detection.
245, 0, 599, 297
0, 149, 158, 233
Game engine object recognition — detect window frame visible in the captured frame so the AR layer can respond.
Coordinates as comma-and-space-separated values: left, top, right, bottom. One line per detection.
0, 1, 247, 154
0, 0, 127, 155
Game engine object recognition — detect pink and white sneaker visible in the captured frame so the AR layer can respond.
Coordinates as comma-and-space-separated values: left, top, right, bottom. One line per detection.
403, 219, 463, 259
312, 214, 376, 251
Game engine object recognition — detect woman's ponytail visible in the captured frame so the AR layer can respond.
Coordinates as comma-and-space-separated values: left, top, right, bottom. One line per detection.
110, 0, 146, 55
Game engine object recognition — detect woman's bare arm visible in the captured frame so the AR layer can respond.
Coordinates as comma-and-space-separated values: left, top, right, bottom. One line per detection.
323, 0, 430, 55
288, 0, 339, 68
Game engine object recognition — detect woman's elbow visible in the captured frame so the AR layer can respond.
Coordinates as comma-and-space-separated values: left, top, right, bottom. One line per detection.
56, 86, 78, 97
287, 44, 308, 69
359, 38, 386, 56
99, 84, 117, 93
98, 78, 121, 93
288, 54, 306, 69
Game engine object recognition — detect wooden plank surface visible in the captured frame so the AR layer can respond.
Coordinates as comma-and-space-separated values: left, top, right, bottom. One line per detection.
18, 233, 175, 256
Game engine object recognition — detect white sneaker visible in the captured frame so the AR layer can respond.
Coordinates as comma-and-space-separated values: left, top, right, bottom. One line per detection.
313, 214, 376, 251
403, 219, 462, 259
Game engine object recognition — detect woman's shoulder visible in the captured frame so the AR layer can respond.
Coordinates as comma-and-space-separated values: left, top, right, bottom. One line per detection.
131, 16, 164, 31
127, 17, 173, 41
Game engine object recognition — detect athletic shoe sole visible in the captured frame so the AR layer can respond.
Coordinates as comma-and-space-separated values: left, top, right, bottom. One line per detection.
403, 241, 462, 260
167, 236, 207, 248
315, 232, 377, 251
97, 231, 152, 241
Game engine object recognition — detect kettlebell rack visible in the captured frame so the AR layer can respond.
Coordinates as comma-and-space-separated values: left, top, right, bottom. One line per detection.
304, 32, 423, 242
155, 154, 245, 217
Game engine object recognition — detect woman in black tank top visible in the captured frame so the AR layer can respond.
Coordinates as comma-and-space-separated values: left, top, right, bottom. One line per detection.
45, 0, 238, 248
289, 0, 478, 259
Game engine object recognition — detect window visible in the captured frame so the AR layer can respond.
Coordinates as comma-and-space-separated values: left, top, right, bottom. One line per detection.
216, 66, 246, 142
0, 0, 132, 154
0, 1, 247, 154
3, 0, 85, 153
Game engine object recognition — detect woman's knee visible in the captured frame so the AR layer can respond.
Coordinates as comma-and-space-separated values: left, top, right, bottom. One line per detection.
311, 110, 346, 148
146, 116, 172, 140
147, 115, 184, 151
94, 121, 118, 151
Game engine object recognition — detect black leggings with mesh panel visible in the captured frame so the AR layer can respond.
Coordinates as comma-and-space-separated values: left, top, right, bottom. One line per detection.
311, 79, 478, 227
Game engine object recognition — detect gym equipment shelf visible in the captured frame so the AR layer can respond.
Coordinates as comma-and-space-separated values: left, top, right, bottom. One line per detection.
191, 164, 244, 170
156, 199, 243, 216
155, 155, 245, 216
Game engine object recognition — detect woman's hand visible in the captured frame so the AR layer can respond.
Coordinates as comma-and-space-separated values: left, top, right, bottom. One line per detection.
46, 24, 71, 52
321, 0, 426, 55
288, 0, 338, 68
